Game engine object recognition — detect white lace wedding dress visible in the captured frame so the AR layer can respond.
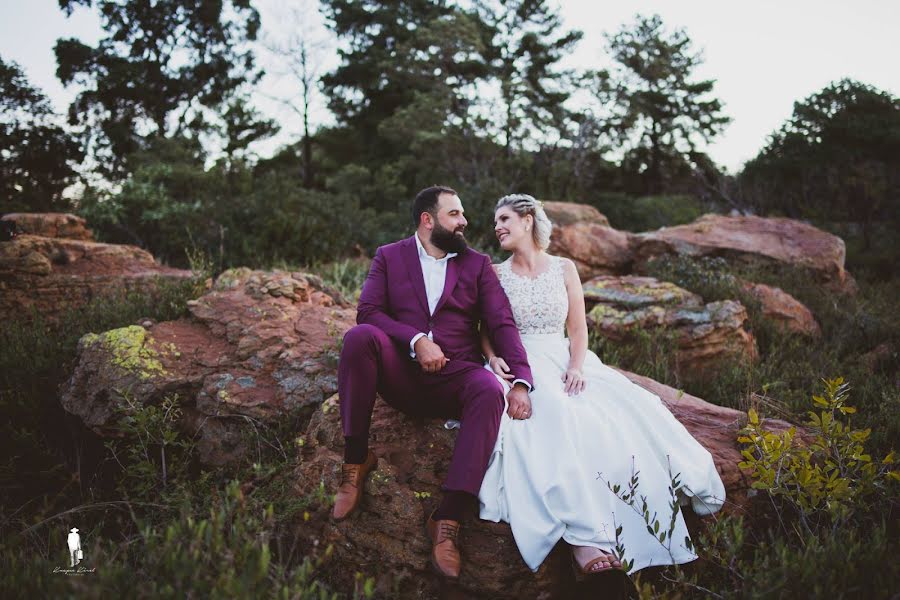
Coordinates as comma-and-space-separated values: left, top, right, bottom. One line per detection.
478, 255, 725, 573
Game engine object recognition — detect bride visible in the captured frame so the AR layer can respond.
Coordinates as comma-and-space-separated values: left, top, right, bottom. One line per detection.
477, 194, 726, 576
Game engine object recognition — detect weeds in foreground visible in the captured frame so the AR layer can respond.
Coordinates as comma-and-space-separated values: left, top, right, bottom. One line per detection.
614, 378, 899, 599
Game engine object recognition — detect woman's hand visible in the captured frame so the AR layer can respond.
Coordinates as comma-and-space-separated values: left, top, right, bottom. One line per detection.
562, 367, 586, 396
489, 356, 515, 381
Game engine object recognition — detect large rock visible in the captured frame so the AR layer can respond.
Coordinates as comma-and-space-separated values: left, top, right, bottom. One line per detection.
289, 375, 796, 599
542, 201, 610, 227
1, 224, 195, 322
543, 201, 635, 280
584, 275, 758, 382
59, 268, 356, 466
1, 212, 94, 240
739, 281, 821, 337
632, 214, 855, 293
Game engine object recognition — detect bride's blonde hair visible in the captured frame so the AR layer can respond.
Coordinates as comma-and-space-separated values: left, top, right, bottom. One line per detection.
495, 194, 553, 250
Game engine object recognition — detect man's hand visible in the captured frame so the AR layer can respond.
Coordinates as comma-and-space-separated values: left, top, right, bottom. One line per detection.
507, 383, 532, 420
414, 336, 449, 373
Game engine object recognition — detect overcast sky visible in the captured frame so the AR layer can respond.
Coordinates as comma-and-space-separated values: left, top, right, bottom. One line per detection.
1, 0, 898, 173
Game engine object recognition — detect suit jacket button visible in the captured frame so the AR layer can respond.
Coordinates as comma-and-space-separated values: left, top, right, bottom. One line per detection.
428, 320, 434, 329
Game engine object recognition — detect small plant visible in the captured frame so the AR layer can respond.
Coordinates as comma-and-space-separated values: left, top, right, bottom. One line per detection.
105, 390, 195, 500
601, 456, 696, 573
738, 377, 899, 536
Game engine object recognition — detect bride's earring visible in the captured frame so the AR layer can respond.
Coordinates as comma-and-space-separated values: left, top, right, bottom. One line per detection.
525, 226, 530, 232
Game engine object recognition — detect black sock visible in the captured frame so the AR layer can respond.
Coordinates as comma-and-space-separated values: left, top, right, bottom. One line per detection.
343, 435, 368, 464
433, 490, 476, 522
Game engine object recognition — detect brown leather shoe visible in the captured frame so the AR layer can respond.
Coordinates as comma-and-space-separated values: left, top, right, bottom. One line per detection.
332, 450, 377, 521
426, 510, 462, 579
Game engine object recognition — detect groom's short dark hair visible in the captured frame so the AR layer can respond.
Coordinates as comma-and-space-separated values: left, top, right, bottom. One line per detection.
412, 185, 457, 227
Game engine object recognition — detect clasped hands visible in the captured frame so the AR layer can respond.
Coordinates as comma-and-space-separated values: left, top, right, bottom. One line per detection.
487, 356, 530, 420
415, 338, 533, 420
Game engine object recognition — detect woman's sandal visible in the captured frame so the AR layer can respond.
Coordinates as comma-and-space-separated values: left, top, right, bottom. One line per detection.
571, 548, 624, 578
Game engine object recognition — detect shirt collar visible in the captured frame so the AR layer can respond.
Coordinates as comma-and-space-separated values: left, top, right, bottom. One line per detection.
415, 232, 457, 262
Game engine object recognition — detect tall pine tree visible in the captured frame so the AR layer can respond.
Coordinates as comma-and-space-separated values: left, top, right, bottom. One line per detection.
475, 0, 582, 153
55, 0, 263, 178
597, 14, 730, 193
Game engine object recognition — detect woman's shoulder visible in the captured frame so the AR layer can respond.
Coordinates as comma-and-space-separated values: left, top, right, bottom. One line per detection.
547, 253, 575, 272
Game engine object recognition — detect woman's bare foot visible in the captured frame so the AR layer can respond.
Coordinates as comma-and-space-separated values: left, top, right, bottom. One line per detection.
572, 545, 622, 573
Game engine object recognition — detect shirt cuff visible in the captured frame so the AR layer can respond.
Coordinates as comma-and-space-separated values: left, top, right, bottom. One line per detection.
409, 332, 427, 358
512, 378, 532, 392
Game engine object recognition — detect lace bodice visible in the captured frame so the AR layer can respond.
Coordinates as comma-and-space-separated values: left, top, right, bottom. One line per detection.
496, 255, 569, 335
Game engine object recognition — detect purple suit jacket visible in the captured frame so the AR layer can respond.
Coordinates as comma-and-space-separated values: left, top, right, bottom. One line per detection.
357, 236, 534, 387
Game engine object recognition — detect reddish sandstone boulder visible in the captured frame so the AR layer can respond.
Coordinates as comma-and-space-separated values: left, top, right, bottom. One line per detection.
739, 281, 821, 337
542, 202, 635, 279
584, 275, 758, 382
0, 229, 195, 322
1, 212, 94, 240
542, 201, 610, 227
632, 214, 855, 293
59, 268, 356, 466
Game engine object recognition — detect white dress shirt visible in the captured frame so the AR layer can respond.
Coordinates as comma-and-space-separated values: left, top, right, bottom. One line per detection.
409, 233, 531, 391
409, 232, 456, 354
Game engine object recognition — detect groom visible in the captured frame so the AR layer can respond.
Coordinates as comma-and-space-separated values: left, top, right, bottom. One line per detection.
334, 185, 534, 579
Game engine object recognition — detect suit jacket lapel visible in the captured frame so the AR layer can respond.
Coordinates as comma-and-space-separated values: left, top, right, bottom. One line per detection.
403, 236, 430, 316
433, 256, 459, 315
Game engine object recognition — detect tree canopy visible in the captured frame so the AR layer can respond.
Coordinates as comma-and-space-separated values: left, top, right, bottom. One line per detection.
55, 0, 263, 178
0, 56, 82, 211
596, 13, 730, 193
741, 78, 900, 246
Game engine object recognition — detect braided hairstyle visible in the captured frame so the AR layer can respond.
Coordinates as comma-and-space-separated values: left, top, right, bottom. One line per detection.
495, 194, 553, 250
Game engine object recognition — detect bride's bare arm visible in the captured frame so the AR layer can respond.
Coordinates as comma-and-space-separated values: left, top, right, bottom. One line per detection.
562, 258, 588, 394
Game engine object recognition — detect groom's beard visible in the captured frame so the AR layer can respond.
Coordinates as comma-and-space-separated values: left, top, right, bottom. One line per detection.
431, 221, 468, 254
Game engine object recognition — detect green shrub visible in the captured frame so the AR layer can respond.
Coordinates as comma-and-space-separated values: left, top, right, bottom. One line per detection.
590, 193, 710, 232
738, 377, 898, 535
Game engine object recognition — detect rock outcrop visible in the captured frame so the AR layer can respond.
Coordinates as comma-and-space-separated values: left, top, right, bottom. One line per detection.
289, 375, 795, 599
1, 212, 94, 240
631, 214, 855, 293
584, 275, 758, 382
60, 268, 356, 466
543, 201, 634, 279
739, 281, 821, 337
0, 213, 194, 321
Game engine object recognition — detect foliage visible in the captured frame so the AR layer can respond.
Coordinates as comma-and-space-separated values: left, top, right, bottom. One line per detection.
589, 193, 709, 231
640, 254, 900, 453
740, 79, 900, 248
474, 0, 583, 152
738, 377, 899, 535
0, 478, 345, 600
77, 136, 384, 270
55, 0, 263, 178
0, 56, 82, 210
596, 14, 730, 195
104, 391, 194, 501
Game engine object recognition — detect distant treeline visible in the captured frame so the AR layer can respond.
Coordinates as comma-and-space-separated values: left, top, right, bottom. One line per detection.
1, 1, 897, 275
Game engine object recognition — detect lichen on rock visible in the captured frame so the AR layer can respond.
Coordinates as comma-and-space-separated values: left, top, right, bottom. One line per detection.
81, 325, 166, 381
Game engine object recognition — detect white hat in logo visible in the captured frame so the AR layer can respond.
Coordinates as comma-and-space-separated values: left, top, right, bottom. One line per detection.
70, 527, 79, 532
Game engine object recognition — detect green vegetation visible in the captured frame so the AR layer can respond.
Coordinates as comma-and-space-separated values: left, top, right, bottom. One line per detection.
0, 258, 379, 598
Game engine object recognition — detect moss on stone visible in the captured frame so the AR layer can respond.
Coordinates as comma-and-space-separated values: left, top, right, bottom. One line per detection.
95, 325, 166, 380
